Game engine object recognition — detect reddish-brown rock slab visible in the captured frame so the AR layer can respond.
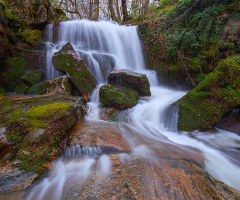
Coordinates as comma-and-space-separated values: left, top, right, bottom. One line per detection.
61, 155, 240, 200
69, 120, 131, 153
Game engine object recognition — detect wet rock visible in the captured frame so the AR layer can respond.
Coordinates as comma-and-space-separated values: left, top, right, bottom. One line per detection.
27, 75, 72, 95
61, 155, 240, 200
216, 106, 240, 135
177, 55, 240, 131
92, 53, 115, 81
0, 164, 38, 193
99, 84, 139, 110
20, 69, 44, 86
70, 121, 131, 153
52, 43, 97, 98
108, 69, 151, 96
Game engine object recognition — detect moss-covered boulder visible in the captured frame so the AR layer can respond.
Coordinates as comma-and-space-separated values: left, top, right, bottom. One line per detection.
52, 43, 97, 98
27, 75, 72, 95
14, 83, 30, 94
99, 84, 139, 110
20, 69, 44, 85
108, 69, 151, 96
0, 94, 84, 175
177, 55, 240, 131
2, 57, 26, 92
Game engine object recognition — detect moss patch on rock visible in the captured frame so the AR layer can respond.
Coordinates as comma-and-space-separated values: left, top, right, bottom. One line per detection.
99, 84, 139, 110
177, 55, 240, 131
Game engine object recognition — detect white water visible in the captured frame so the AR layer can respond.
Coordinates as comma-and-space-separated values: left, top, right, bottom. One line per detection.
28, 20, 240, 199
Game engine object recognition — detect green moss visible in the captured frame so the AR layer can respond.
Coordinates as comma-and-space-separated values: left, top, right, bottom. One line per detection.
26, 119, 49, 128
14, 83, 30, 94
63, 77, 71, 94
0, 87, 6, 96
23, 29, 42, 43
24, 103, 73, 118
27, 83, 43, 95
20, 69, 43, 85
178, 55, 240, 131
3, 57, 26, 91
99, 84, 139, 110
6, 106, 24, 122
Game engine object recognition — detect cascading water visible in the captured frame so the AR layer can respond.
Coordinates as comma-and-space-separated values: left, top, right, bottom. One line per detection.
28, 20, 240, 199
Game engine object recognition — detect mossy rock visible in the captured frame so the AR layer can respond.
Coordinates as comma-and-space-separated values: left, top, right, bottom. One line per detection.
177, 55, 240, 131
27, 75, 72, 95
3, 57, 26, 91
0, 96, 82, 174
108, 69, 151, 96
27, 83, 43, 95
52, 43, 97, 97
23, 29, 42, 43
0, 87, 6, 96
20, 69, 44, 85
14, 83, 30, 94
99, 84, 139, 110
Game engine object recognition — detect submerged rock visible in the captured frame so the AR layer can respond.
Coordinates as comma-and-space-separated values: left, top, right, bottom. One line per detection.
108, 69, 151, 96
52, 42, 97, 98
27, 75, 72, 95
177, 55, 240, 131
99, 84, 139, 110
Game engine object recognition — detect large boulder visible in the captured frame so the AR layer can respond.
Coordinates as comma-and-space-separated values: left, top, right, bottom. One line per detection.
99, 84, 139, 110
0, 94, 85, 180
177, 55, 240, 131
27, 75, 72, 95
108, 69, 151, 96
52, 43, 97, 98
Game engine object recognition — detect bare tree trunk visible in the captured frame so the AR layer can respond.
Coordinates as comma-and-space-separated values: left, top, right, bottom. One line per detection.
121, 0, 127, 21
115, 0, 121, 21
143, 0, 150, 15
108, 0, 118, 21
93, 0, 99, 20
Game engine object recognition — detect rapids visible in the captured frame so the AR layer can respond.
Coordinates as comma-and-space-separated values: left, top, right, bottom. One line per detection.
27, 20, 240, 199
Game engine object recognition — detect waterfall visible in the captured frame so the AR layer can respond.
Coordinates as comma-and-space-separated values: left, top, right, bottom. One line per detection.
45, 20, 146, 82
27, 20, 240, 200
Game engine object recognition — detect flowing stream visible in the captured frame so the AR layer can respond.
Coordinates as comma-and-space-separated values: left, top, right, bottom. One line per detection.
27, 20, 240, 199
